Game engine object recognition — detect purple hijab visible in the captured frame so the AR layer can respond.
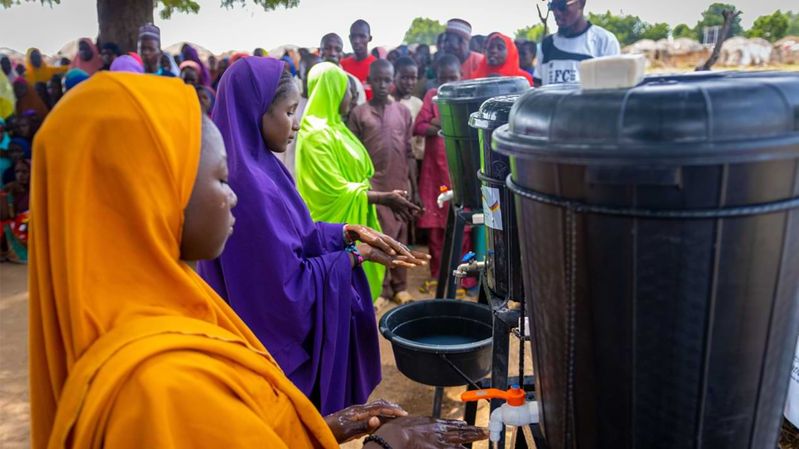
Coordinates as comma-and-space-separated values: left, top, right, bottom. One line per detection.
181, 44, 211, 86
197, 57, 381, 415
109, 55, 144, 73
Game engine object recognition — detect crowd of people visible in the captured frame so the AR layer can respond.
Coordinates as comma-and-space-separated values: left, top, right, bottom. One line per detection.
2, 0, 623, 447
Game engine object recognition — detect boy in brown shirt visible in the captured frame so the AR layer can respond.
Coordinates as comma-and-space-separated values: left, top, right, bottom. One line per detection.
349, 59, 419, 304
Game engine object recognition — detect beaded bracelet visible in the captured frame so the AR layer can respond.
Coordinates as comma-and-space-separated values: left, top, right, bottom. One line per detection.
363, 434, 393, 449
345, 243, 364, 267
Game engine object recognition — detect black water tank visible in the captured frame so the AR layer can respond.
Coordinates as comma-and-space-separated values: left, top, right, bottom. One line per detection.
469, 94, 526, 301
494, 72, 799, 449
435, 77, 529, 208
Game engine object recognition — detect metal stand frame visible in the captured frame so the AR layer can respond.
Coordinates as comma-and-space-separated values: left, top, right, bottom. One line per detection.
427, 201, 549, 448
435, 205, 477, 299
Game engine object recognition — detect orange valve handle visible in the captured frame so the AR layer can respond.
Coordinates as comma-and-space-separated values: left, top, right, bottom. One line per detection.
460, 387, 525, 406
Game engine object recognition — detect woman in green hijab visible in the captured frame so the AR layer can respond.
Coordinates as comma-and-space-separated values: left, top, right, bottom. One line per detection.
296, 62, 421, 300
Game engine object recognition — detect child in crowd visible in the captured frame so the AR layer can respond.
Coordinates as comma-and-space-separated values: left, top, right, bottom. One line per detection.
413, 54, 465, 289
341, 20, 376, 100
0, 158, 30, 264
348, 59, 420, 304
475, 32, 534, 85
320, 32, 366, 106
391, 57, 425, 161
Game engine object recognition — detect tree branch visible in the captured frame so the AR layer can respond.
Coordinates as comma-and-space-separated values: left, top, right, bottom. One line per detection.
696, 9, 742, 71
537, 3, 550, 37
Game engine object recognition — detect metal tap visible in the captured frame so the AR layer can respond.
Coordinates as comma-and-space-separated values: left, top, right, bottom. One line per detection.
453, 252, 485, 278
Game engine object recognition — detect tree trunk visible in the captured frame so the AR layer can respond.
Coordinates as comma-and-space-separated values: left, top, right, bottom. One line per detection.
696, 10, 742, 71
97, 0, 155, 54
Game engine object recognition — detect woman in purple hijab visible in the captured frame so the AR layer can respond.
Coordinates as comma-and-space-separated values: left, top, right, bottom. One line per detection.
181, 43, 211, 87
109, 55, 144, 73
197, 57, 426, 414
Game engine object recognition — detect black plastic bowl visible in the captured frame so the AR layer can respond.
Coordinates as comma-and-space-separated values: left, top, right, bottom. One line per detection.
379, 299, 493, 387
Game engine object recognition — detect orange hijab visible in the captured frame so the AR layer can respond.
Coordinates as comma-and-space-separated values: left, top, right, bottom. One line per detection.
474, 32, 533, 86
13, 78, 49, 120
29, 72, 338, 449
25, 48, 68, 85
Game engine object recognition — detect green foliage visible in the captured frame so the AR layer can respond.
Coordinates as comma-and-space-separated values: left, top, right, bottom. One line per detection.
588, 11, 642, 46
403, 17, 446, 45
588, 11, 670, 46
640, 22, 670, 41
788, 12, 799, 36
516, 23, 545, 42
1, 0, 298, 18
746, 10, 789, 41
515, 24, 546, 43
0, 0, 58, 6
672, 23, 697, 40
694, 3, 744, 40
160, 0, 298, 19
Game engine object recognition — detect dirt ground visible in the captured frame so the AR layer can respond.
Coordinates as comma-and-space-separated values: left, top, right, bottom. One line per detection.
1, 258, 531, 449
0, 263, 29, 449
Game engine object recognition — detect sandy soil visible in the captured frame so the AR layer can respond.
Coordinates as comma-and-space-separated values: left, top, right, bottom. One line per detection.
1, 259, 524, 449
0, 263, 29, 449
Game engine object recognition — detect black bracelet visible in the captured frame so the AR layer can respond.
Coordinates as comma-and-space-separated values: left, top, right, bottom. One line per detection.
363, 434, 393, 449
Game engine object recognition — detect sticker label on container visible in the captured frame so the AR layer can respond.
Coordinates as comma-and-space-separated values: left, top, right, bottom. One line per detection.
786, 336, 799, 427
481, 186, 503, 230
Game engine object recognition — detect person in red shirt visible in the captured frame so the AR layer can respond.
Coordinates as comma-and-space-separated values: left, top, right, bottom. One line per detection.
442, 18, 485, 80
341, 19, 377, 100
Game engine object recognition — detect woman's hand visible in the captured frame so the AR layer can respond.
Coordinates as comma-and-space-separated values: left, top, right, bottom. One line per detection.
345, 224, 410, 258
365, 416, 489, 449
324, 400, 408, 443
381, 190, 423, 222
357, 243, 428, 269
425, 123, 441, 137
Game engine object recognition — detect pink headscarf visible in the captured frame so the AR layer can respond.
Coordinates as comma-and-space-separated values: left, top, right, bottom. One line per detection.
69, 38, 104, 76
179, 60, 202, 73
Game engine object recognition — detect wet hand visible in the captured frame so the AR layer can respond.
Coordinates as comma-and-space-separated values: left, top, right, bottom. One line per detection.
357, 244, 428, 269
382, 190, 422, 222
324, 400, 408, 443
345, 224, 413, 258
367, 416, 489, 449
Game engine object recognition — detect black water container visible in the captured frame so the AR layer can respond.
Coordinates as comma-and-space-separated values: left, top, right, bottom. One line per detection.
435, 77, 529, 208
379, 300, 493, 387
494, 72, 799, 449
469, 94, 528, 301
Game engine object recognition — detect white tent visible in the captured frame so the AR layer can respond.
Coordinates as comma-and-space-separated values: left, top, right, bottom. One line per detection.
56, 40, 80, 60
163, 42, 214, 60
0, 47, 25, 63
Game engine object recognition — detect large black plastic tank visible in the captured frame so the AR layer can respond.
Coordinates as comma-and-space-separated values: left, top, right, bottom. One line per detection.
469, 94, 526, 301
493, 72, 799, 449
435, 77, 529, 208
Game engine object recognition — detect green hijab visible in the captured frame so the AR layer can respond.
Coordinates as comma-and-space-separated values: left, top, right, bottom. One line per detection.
295, 62, 385, 300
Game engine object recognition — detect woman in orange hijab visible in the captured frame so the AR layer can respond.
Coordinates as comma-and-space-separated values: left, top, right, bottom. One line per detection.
24, 48, 68, 85
474, 32, 534, 86
28, 72, 487, 449
13, 78, 49, 120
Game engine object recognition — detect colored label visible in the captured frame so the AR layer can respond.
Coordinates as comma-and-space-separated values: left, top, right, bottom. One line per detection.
481, 186, 503, 231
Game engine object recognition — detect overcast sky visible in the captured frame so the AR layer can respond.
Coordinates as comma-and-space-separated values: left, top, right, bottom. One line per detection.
0, 0, 793, 55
